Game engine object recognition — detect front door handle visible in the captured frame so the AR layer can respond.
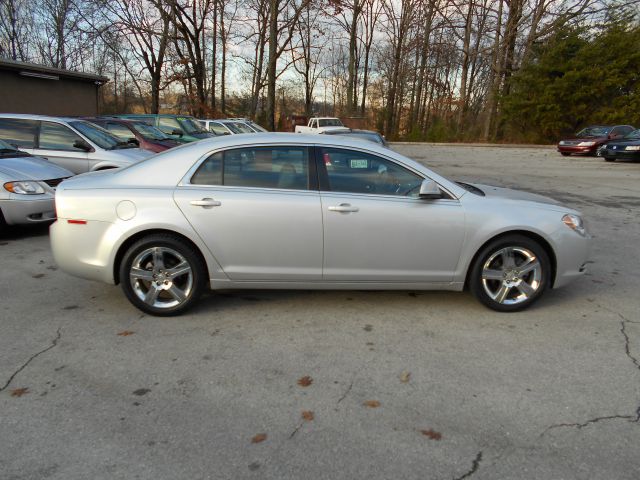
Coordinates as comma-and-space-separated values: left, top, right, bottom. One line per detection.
190, 198, 221, 208
328, 203, 359, 213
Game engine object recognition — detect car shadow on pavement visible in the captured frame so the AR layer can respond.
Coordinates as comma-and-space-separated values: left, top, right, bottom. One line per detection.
0, 223, 51, 240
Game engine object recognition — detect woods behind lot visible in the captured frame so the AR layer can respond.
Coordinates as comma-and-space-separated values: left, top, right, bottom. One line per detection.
1, 0, 639, 142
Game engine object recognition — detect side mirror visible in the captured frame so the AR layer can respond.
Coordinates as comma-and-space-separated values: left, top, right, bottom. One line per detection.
127, 137, 140, 146
172, 128, 184, 137
419, 179, 442, 199
73, 139, 93, 152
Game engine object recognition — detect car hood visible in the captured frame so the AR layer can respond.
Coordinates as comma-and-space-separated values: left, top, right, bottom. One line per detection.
559, 136, 606, 143
470, 183, 563, 207
0, 155, 73, 181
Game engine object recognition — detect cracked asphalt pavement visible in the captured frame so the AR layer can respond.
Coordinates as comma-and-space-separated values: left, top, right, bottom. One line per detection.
1, 145, 639, 479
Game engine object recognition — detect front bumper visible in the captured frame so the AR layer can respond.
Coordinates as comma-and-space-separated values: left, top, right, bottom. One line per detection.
603, 150, 640, 161
552, 228, 592, 288
557, 145, 597, 155
0, 196, 56, 225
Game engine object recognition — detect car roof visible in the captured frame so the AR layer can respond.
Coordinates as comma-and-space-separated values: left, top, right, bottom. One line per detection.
0, 113, 79, 122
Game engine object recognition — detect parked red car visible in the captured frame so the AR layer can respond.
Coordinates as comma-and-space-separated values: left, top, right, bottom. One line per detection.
557, 125, 635, 157
83, 117, 182, 153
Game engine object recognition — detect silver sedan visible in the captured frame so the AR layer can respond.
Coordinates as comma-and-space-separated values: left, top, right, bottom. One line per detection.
50, 134, 591, 315
0, 140, 72, 226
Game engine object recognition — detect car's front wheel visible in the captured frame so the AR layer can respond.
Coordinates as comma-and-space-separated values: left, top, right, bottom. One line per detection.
469, 235, 550, 312
560, 152, 570, 157
119, 234, 206, 316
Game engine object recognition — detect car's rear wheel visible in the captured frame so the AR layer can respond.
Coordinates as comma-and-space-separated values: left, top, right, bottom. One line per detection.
119, 234, 206, 316
469, 235, 550, 312
604, 157, 615, 162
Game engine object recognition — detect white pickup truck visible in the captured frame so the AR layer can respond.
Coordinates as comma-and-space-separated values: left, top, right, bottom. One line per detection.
295, 117, 349, 134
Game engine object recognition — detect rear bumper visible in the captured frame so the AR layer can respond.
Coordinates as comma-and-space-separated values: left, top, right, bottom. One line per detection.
50, 219, 116, 284
0, 197, 56, 225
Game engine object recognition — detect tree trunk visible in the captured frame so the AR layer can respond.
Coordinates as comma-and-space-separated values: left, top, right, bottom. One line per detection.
266, 0, 278, 131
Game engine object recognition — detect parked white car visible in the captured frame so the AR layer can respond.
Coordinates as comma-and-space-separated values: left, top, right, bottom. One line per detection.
0, 114, 153, 174
51, 133, 591, 316
295, 117, 349, 134
0, 139, 72, 226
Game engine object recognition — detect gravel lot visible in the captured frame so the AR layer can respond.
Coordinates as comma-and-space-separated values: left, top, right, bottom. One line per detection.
1, 145, 639, 480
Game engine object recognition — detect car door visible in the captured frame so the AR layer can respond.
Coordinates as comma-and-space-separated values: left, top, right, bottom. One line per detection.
174, 145, 323, 281
34, 121, 89, 173
317, 147, 466, 283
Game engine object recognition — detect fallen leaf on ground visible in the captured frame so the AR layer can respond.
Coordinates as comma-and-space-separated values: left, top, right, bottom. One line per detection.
10, 388, 29, 397
117, 330, 135, 336
302, 410, 314, 421
400, 371, 411, 383
251, 433, 267, 444
420, 429, 442, 440
297, 376, 313, 387
363, 400, 381, 408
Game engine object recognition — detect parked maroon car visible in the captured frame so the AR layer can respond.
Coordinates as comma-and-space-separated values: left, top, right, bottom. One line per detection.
83, 117, 182, 153
557, 125, 635, 157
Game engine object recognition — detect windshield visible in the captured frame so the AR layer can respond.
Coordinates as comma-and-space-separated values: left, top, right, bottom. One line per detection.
624, 129, 640, 139
319, 118, 344, 127
247, 121, 267, 132
70, 121, 133, 150
176, 116, 208, 135
576, 126, 611, 137
133, 122, 171, 141
223, 121, 254, 134
0, 138, 18, 151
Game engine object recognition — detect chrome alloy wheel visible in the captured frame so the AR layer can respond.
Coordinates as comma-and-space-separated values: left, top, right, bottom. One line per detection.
480, 246, 542, 305
129, 246, 194, 309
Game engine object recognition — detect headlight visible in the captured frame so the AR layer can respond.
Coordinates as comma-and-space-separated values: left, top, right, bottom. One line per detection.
625, 145, 640, 151
577, 141, 595, 147
562, 214, 586, 236
3, 181, 46, 195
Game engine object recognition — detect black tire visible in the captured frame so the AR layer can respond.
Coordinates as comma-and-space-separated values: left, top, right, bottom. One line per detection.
560, 152, 570, 157
604, 157, 615, 162
119, 234, 206, 316
469, 234, 550, 312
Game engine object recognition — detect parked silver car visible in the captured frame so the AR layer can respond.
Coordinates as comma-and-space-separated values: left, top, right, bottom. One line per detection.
51, 134, 591, 315
200, 119, 256, 135
0, 114, 153, 174
0, 139, 72, 226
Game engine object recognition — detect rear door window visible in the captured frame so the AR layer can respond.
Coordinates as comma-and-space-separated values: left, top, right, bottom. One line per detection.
0, 118, 38, 148
191, 146, 311, 190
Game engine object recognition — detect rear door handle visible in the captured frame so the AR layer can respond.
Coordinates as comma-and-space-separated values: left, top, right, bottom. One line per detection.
190, 198, 221, 208
328, 203, 359, 213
